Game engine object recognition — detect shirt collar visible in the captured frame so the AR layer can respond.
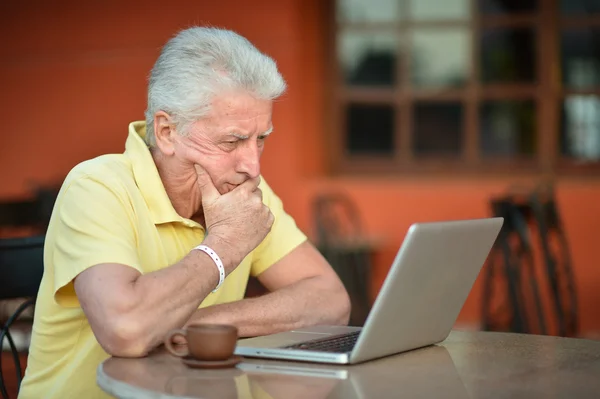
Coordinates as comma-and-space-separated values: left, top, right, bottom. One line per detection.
124, 121, 186, 225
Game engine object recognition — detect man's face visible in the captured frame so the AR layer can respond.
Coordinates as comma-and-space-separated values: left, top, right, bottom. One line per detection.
173, 91, 273, 194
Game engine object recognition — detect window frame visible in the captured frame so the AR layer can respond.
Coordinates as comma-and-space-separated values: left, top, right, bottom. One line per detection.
327, 0, 600, 177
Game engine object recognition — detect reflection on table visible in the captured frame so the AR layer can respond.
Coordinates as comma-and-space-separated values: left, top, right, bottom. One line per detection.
98, 330, 600, 399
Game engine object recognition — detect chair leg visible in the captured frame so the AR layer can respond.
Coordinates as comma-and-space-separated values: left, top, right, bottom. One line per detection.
0, 329, 22, 399
0, 298, 35, 398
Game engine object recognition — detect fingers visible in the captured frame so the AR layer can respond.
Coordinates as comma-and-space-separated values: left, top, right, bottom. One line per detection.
195, 164, 220, 203
239, 176, 261, 193
173, 335, 187, 345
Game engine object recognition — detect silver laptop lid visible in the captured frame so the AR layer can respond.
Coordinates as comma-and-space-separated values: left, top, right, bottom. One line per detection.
349, 217, 503, 363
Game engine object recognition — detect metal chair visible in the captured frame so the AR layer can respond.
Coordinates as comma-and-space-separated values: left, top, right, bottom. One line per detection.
482, 197, 547, 335
481, 183, 579, 337
0, 235, 45, 399
529, 184, 578, 337
0, 186, 57, 233
313, 192, 372, 326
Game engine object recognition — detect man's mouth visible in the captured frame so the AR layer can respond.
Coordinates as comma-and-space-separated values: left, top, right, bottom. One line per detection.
221, 183, 239, 194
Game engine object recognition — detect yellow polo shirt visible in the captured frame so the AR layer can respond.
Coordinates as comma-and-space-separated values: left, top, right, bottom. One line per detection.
19, 121, 307, 399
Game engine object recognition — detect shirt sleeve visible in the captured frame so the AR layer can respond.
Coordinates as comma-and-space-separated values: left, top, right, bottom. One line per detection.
250, 178, 307, 277
52, 174, 142, 307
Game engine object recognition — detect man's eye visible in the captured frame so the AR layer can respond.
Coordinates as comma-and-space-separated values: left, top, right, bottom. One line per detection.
220, 141, 238, 151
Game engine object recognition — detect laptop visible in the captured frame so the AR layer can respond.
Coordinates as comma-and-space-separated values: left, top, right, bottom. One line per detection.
235, 217, 503, 365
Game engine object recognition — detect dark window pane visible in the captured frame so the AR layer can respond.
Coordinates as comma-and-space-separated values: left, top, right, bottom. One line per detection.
337, 0, 403, 23
338, 31, 398, 86
561, 95, 600, 161
478, 0, 537, 14
480, 100, 536, 157
560, 0, 600, 15
480, 28, 536, 83
411, 28, 470, 88
409, 0, 470, 20
413, 103, 463, 155
346, 103, 395, 155
561, 28, 600, 89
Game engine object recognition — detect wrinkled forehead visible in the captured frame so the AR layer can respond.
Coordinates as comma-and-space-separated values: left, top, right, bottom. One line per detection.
211, 91, 273, 118
200, 92, 273, 134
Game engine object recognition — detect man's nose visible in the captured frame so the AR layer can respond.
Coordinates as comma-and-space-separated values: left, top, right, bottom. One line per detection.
236, 142, 261, 179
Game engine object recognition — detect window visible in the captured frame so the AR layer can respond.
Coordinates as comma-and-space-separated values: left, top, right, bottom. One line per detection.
330, 0, 600, 175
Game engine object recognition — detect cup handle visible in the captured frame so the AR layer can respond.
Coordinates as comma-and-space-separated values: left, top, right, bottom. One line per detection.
164, 329, 189, 357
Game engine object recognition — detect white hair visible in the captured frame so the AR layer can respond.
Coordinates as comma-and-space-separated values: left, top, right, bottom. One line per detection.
144, 27, 287, 147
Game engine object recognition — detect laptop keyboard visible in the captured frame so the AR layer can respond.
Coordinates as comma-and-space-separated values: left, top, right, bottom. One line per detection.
282, 331, 361, 353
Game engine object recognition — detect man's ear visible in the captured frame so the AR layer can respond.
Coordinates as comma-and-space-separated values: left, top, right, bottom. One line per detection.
153, 111, 176, 156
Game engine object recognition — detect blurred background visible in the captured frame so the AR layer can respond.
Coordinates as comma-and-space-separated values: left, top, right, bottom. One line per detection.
1, 1, 600, 380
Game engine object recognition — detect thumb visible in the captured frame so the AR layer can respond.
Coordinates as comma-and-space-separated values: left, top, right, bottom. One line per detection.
195, 164, 220, 203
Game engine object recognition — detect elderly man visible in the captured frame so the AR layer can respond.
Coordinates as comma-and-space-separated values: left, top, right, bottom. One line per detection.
19, 27, 350, 398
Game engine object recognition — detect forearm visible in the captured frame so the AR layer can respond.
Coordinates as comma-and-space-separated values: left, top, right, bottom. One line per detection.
186, 276, 351, 337
117, 236, 236, 352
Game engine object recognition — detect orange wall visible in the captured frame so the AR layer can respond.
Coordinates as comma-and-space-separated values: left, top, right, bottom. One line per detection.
2, 1, 599, 335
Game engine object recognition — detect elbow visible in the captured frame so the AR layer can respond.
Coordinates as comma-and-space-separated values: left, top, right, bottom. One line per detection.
339, 291, 352, 325
333, 284, 352, 326
98, 318, 152, 358
317, 275, 352, 326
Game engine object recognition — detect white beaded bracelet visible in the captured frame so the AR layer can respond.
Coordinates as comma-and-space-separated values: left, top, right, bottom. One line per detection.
193, 244, 225, 292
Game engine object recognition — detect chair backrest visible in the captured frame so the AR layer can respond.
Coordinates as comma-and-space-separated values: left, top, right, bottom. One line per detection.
312, 193, 371, 326
0, 185, 59, 232
529, 186, 578, 337
485, 198, 548, 335
0, 236, 45, 300
0, 201, 40, 229
312, 192, 363, 245
482, 183, 579, 337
